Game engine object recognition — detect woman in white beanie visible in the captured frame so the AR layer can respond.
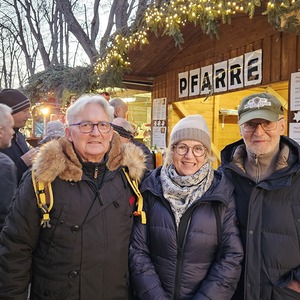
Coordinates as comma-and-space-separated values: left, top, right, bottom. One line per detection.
129, 114, 243, 299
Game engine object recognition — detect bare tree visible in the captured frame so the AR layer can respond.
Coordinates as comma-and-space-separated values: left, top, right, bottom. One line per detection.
0, 0, 150, 89
55, 0, 150, 61
55, 0, 99, 63
0, 0, 55, 87
0, 30, 12, 88
20, 1, 51, 68
0, 0, 75, 87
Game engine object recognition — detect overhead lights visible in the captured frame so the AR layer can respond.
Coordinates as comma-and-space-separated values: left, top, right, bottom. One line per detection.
122, 97, 136, 102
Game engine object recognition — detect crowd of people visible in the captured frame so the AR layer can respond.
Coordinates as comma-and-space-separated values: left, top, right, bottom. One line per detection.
0, 89, 299, 300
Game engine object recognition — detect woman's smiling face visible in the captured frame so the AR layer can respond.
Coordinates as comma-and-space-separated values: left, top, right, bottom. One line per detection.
173, 140, 207, 176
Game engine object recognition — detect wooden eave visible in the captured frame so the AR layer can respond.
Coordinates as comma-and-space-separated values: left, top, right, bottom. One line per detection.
123, 23, 203, 90
122, 8, 275, 91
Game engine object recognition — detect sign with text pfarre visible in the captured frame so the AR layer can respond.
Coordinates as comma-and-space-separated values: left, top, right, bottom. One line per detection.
178, 49, 262, 98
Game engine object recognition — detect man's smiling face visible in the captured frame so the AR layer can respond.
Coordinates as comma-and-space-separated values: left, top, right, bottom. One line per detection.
66, 103, 113, 162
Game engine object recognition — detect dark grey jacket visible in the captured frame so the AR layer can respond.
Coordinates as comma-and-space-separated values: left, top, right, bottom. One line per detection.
129, 167, 243, 300
0, 129, 30, 182
220, 136, 300, 300
0, 153, 17, 231
131, 139, 154, 170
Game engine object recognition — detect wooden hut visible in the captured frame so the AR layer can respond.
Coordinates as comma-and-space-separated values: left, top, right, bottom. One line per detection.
123, 12, 300, 165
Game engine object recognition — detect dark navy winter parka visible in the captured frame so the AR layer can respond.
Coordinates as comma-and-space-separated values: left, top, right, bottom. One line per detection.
220, 136, 300, 300
129, 167, 243, 300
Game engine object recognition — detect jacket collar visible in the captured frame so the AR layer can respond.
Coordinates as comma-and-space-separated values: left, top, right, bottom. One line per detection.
32, 133, 146, 183
221, 136, 300, 189
141, 167, 233, 206
221, 136, 300, 167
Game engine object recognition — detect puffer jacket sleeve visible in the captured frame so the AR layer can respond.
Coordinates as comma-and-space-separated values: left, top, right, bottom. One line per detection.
0, 157, 17, 231
193, 186, 243, 299
129, 195, 172, 300
0, 171, 41, 300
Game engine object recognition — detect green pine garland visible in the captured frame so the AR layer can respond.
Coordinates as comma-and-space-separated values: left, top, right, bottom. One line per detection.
93, 0, 300, 89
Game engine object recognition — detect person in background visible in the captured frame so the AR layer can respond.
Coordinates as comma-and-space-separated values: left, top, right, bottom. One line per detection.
220, 93, 300, 300
69, 95, 77, 106
100, 91, 110, 101
38, 120, 65, 145
109, 97, 128, 119
112, 117, 154, 170
0, 94, 146, 300
129, 114, 243, 299
0, 104, 17, 231
0, 89, 37, 182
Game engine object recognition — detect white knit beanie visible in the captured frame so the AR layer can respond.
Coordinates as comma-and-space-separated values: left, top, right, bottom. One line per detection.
170, 114, 211, 153
39, 120, 65, 145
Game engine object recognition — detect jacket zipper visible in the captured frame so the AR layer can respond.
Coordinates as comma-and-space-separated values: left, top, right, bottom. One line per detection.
159, 196, 215, 299
94, 166, 98, 179
173, 217, 191, 300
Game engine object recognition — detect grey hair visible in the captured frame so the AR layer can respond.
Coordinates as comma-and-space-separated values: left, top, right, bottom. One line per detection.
0, 104, 13, 127
109, 98, 127, 110
163, 144, 215, 167
112, 118, 134, 133
66, 94, 114, 125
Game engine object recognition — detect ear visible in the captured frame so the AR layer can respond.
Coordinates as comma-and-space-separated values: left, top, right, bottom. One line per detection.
0, 126, 3, 138
239, 126, 243, 136
65, 127, 73, 142
109, 130, 114, 142
115, 107, 120, 117
279, 119, 286, 135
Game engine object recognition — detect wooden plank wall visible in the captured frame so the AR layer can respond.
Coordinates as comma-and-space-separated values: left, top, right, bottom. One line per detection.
167, 94, 240, 163
151, 15, 299, 164
127, 101, 151, 126
153, 26, 300, 102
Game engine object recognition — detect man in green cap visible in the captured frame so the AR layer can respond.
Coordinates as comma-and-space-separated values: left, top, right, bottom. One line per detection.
220, 92, 300, 300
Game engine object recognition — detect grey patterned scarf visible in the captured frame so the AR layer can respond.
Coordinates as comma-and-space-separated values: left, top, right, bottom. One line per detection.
161, 163, 214, 228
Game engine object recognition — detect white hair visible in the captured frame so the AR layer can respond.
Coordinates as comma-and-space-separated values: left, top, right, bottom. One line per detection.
0, 104, 13, 127
66, 94, 114, 125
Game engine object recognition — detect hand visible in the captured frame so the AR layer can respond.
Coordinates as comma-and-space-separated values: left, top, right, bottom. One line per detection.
287, 279, 300, 293
21, 148, 38, 167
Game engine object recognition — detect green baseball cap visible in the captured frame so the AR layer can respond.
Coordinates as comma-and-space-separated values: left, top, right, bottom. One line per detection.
238, 93, 284, 125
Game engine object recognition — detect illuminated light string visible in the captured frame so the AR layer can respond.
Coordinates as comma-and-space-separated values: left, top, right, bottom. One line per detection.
94, 0, 299, 87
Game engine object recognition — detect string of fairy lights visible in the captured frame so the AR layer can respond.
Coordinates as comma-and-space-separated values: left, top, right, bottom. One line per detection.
93, 0, 299, 87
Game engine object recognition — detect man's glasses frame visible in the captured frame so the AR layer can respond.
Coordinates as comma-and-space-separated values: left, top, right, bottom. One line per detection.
241, 117, 284, 132
69, 121, 112, 134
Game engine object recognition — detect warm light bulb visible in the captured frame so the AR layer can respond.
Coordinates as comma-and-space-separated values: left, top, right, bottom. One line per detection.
41, 107, 49, 115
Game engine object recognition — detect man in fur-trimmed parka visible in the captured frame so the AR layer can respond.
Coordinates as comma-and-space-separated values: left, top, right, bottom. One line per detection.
0, 95, 146, 300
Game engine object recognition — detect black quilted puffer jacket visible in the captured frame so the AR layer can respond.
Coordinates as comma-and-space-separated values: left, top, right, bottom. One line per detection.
129, 167, 243, 300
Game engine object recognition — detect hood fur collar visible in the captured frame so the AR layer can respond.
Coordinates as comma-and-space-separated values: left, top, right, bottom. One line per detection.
33, 133, 146, 183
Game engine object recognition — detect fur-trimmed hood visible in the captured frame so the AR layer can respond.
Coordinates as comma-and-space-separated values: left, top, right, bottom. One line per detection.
33, 133, 146, 183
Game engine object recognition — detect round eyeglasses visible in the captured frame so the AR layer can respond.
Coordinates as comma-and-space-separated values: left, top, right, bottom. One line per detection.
69, 121, 112, 134
241, 118, 284, 132
174, 143, 206, 157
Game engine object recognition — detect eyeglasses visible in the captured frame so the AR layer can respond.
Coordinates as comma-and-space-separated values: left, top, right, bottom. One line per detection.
241, 118, 284, 132
174, 143, 206, 157
69, 121, 112, 134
